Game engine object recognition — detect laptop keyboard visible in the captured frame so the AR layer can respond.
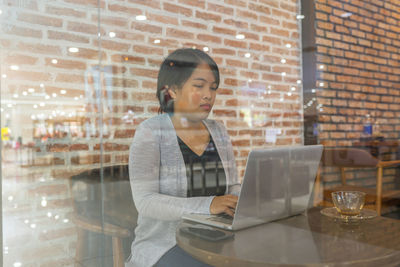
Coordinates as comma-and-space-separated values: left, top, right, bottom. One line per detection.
207, 213, 233, 224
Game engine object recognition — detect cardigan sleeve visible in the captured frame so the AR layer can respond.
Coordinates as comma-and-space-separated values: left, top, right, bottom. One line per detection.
129, 122, 215, 221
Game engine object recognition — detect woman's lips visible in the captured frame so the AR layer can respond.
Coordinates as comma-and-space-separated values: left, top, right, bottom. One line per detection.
200, 104, 211, 111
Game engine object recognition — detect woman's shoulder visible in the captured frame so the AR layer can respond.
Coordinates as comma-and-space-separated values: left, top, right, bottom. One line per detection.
137, 114, 170, 129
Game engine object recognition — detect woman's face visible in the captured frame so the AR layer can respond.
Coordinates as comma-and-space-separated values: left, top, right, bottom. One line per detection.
171, 63, 218, 122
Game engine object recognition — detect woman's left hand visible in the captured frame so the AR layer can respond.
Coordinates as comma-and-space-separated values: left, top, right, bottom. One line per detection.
209, 194, 238, 217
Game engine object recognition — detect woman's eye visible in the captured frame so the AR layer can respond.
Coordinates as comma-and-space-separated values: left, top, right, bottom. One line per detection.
211, 86, 218, 91
193, 84, 204, 88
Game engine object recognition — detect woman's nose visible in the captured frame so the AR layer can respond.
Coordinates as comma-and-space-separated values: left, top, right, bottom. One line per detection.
203, 87, 212, 100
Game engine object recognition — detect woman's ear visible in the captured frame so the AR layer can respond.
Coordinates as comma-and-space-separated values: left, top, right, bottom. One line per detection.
168, 87, 177, 99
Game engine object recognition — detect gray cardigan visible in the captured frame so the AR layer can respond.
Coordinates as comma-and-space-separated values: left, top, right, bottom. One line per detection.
127, 114, 240, 267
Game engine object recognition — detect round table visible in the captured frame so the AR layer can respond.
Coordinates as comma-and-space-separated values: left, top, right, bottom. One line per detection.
176, 208, 400, 266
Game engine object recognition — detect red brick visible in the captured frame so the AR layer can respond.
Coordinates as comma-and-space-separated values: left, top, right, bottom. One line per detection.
112, 78, 139, 88
111, 54, 145, 64
18, 12, 63, 27
3, 25, 43, 38
6, 54, 38, 65
45, 58, 86, 70
208, 3, 234, 15
213, 109, 237, 117
130, 68, 158, 79
259, 16, 280, 25
196, 10, 222, 22
237, 9, 258, 20
224, 39, 247, 49
132, 23, 162, 34
108, 4, 142, 15
166, 28, 195, 39
48, 30, 89, 43
248, 3, 271, 14
197, 34, 221, 44
232, 140, 250, 146
6, 70, 51, 82
133, 45, 163, 55
178, 0, 206, 8
163, 2, 192, 17
46, 5, 87, 18
67, 21, 99, 35
130, 0, 161, 9
183, 20, 208, 30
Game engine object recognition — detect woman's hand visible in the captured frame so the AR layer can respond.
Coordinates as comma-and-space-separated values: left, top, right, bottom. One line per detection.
210, 194, 238, 217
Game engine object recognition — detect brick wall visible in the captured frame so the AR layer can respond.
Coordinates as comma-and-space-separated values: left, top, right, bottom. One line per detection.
312, 0, 400, 189
1, 0, 302, 265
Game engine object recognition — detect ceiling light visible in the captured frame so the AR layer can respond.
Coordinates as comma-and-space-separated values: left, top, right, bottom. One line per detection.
51, 59, 58, 64
60, 90, 66, 94
68, 47, 79, 53
297, 80, 302, 84
13, 94, 18, 98
296, 14, 305, 19
285, 44, 292, 48
22, 91, 28, 96
2, 74, 6, 78
109, 31, 116, 38
10, 65, 19, 71
203, 46, 209, 52
52, 93, 57, 97
291, 87, 296, 91
244, 53, 251, 58
136, 15, 147, 21
281, 58, 286, 64
341, 12, 352, 18
236, 34, 245, 39
281, 72, 286, 76
33, 104, 38, 108
154, 39, 160, 44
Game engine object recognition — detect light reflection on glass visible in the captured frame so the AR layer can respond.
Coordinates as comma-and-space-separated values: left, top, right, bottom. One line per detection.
68, 47, 79, 53
136, 15, 147, 21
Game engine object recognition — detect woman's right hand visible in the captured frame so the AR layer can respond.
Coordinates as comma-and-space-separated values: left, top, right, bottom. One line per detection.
210, 194, 238, 217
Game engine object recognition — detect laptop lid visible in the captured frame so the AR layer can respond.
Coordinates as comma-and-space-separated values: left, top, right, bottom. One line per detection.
231, 145, 322, 230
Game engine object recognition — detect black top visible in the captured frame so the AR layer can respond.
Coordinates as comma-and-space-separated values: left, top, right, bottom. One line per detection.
177, 135, 227, 197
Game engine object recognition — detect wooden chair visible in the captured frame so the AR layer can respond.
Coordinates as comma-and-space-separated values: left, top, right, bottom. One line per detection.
70, 165, 137, 267
314, 148, 400, 215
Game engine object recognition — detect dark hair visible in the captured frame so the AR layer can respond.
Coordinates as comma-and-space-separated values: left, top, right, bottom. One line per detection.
156, 48, 220, 114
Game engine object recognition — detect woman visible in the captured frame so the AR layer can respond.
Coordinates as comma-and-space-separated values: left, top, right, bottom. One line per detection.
127, 48, 240, 267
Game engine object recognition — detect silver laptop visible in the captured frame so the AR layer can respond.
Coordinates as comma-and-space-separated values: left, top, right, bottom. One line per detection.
182, 145, 323, 230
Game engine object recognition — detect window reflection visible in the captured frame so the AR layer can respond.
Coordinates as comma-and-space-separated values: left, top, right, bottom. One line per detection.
1, 0, 400, 266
